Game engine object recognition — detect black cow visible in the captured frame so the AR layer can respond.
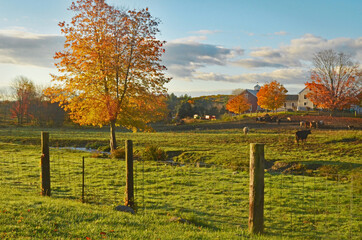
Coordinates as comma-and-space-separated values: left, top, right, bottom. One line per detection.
295, 130, 311, 145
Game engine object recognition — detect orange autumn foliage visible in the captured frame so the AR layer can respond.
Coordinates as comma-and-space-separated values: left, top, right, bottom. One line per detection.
257, 81, 287, 112
305, 50, 361, 111
226, 94, 251, 114
45, 0, 170, 150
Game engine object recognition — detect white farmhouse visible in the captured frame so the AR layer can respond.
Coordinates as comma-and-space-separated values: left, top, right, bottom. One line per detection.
277, 95, 298, 111
297, 88, 315, 110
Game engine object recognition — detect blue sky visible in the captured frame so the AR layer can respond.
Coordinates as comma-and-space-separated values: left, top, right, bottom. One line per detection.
0, 0, 361, 97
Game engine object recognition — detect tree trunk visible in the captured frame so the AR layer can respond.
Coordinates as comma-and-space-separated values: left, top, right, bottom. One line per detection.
110, 120, 117, 151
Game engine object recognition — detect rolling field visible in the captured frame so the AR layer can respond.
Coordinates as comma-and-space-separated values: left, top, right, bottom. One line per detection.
0, 124, 361, 239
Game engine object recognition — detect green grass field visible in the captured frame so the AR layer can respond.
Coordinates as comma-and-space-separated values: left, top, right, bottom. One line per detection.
0, 125, 361, 239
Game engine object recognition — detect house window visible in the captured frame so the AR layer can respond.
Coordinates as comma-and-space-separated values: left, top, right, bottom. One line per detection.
304, 95, 307, 99
284, 103, 286, 107
304, 102, 307, 106
292, 103, 295, 107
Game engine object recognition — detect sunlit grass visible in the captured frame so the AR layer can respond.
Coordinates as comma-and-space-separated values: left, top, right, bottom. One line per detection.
1, 144, 360, 239
0, 126, 361, 239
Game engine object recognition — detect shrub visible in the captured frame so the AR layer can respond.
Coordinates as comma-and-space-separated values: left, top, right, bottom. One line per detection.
111, 148, 125, 159
98, 145, 111, 152
142, 145, 168, 161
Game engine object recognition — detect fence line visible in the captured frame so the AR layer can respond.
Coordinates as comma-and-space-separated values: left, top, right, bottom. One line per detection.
0, 152, 360, 239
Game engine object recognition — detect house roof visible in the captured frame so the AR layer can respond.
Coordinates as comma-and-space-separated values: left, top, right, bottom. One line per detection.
285, 95, 298, 101
298, 87, 307, 94
241, 89, 299, 100
245, 89, 259, 97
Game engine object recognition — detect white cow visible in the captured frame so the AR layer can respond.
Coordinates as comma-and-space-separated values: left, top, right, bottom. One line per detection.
243, 127, 249, 135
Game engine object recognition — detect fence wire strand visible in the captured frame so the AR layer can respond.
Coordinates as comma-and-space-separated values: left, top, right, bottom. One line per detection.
1, 151, 361, 239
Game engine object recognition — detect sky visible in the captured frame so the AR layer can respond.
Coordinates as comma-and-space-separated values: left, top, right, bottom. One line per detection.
0, 0, 361, 97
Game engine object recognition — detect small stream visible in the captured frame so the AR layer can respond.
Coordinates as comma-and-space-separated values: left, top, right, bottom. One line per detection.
50, 147, 109, 154
51, 147, 187, 166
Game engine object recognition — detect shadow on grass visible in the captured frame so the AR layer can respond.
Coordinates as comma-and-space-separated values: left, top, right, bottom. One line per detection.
136, 203, 228, 230
325, 137, 358, 144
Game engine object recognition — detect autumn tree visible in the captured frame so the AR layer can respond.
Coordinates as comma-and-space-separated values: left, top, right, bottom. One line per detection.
11, 76, 37, 125
226, 93, 251, 114
305, 49, 361, 111
45, 0, 170, 151
257, 80, 287, 112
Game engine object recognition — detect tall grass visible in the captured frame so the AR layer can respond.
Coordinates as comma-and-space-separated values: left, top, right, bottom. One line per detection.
1, 145, 360, 239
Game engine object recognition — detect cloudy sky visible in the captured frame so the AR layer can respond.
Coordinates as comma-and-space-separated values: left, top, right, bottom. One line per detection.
0, 0, 361, 96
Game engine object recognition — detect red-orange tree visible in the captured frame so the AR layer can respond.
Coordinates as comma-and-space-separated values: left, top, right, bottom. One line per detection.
45, 0, 170, 151
226, 94, 251, 114
11, 76, 37, 125
305, 49, 361, 111
257, 80, 287, 112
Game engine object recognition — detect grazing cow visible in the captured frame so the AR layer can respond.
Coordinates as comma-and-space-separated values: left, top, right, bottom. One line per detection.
300, 121, 305, 128
310, 121, 317, 128
243, 127, 249, 135
256, 114, 272, 122
264, 115, 272, 122
295, 130, 311, 145
270, 116, 278, 122
305, 121, 311, 128
317, 120, 324, 128
348, 125, 354, 130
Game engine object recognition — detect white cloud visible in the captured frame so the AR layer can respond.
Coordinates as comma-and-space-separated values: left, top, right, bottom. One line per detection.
274, 31, 288, 36
189, 29, 220, 35
0, 29, 58, 39
0, 29, 64, 68
163, 42, 245, 78
231, 58, 286, 68
171, 35, 208, 43
1, 28, 360, 90
172, 29, 220, 43
248, 34, 362, 68
194, 68, 308, 84
164, 34, 361, 86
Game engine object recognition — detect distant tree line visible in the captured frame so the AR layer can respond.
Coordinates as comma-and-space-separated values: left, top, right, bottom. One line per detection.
166, 93, 228, 120
0, 76, 66, 126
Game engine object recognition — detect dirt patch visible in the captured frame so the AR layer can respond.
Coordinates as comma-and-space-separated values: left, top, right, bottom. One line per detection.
270, 161, 308, 175
288, 115, 362, 129
154, 115, 361, 132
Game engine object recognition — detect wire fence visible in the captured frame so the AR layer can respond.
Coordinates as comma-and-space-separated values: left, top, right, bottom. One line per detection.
0, 152, 360, 239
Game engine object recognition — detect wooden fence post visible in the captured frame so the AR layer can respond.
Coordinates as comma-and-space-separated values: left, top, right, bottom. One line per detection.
125, 140, 134, 208
249, 143, 265, 234
82, 156, 85, 203
41, 132, 51, 196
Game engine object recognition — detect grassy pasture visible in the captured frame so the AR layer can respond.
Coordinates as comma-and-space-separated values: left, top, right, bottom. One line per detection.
0, 125, 361, 239
0, 125, 361, 171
